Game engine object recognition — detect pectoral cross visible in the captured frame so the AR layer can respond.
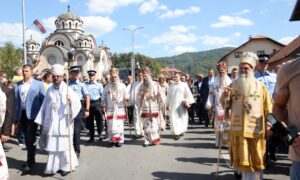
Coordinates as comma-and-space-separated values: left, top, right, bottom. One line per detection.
232, 90, 240, 100
249, 91, 260, 101
52, 102, 57, 111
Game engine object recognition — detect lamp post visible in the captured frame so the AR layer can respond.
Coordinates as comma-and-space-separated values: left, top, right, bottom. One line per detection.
22, 0, 27, 64
123, 26, 143, 82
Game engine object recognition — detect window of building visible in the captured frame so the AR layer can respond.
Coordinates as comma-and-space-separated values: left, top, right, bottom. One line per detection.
257, 50, 265, 55
54, 40, 64, 47
62, 22, 65, 29
235, 51, 242, 58
69, 22, 72, 29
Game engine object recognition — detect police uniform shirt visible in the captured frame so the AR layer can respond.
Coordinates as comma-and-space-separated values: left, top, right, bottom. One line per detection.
85, 81, 103, 101
68, 79, 89, 99
255, 70, 277, 97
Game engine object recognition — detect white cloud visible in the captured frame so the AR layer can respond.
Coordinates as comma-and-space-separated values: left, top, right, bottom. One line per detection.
260, 9, 270, 15
171, 45, 197, 54
59, 0, 69, 3
159, 6, 201, 19
150, 25, 198, 45
199, 35, 230, 46
234, 9, 250, 16
279, 36, 297, 45
42, 17, 57, 33
139, 0, 159, 14
82, 16, 117, 37
211, 15, 253, 28
88, 0, 143, 14
0, 22, 46, 46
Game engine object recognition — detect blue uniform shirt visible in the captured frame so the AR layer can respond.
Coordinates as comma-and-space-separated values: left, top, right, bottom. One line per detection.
255, 70, 277, 98
85, 81, 103, 100
68, 79, 89, 99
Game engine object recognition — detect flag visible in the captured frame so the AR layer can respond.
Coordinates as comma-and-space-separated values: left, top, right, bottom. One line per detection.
33, 19, 46, 34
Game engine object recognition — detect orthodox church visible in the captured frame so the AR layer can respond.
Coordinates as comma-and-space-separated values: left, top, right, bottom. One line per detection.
26, 7, 112, 79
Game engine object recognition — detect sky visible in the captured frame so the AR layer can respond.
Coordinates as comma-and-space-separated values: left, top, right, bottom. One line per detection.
0, 0, 299, 58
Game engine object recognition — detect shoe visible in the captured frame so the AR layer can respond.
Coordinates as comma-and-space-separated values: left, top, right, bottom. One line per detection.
174, 135, 180, 140
18, 143, 25, 147
87, 139, 94, 143
115, 142, 122, 147
234, 171, 242, 179
108, 142, 114, 147
60, 170, 69, 176
22, 165, 32, 175
98, 137, 103, 142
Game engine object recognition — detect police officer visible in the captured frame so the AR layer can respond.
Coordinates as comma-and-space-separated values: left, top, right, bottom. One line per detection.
85, 70, 104, 143
68, 66, 90, 158
255, 54, 277, 98
255, 54, 278, 163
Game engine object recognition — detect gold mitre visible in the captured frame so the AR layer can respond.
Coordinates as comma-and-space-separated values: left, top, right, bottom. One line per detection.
110, 68, 119, 75
240, 52, 258, 68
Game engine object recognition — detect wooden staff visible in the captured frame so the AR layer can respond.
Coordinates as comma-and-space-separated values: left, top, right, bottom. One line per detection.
66, 52, 73, 178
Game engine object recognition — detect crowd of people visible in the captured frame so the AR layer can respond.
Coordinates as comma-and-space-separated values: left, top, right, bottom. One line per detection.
0, 51, 299, 180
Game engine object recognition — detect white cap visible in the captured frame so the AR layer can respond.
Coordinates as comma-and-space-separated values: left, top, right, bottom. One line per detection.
51, 64, 64, 76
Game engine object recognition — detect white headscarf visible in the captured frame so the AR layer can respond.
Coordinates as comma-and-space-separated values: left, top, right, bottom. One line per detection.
0, 87, 6, 127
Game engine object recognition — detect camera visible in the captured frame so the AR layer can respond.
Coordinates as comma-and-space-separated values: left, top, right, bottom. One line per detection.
266, 113, 299, 145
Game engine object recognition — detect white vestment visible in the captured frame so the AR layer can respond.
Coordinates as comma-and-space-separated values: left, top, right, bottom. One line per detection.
166, 82, 195, 135
206, 75, 231, 146
136, 81, 161, 145
0, 87, 8, 180
35, 82, 81, 174
101, 82, 128, 143
129, 81, 144, 136
158, 83, 169, 130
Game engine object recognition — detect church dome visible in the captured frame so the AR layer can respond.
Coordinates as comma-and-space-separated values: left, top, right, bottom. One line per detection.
54, 6, 83, 33
56, 11, 82, 22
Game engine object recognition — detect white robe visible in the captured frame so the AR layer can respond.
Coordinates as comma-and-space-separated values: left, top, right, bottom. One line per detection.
166, 82, 195, 135
0, 87, 8, 180
158, 83, 168, 130
35, 81, 81, 174
101, 82, 128, 143
136, 81, 161, 145
206, 75, 231, 146
129, 81, 144, 136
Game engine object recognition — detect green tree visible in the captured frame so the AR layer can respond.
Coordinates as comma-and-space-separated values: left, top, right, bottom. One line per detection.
0, 42, 23, 78
111, 52, 161, 76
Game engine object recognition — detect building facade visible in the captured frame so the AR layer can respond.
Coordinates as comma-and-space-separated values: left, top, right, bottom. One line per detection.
26, 9, 112, 79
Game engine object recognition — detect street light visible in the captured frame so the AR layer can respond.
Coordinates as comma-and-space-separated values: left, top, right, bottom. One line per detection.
22, 0, 27, 64
123, 26, 144, 82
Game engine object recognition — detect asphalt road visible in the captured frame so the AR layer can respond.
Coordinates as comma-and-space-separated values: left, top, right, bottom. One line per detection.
5, 124, 291, 180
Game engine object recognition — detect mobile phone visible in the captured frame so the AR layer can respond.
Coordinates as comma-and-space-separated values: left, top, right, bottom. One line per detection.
266, 113, 277, 125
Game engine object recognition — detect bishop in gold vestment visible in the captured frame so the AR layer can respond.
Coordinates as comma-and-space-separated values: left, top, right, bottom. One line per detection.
221, 52, 273, 180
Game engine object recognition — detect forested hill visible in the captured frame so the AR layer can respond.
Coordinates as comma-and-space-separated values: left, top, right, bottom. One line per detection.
155, 47, 235, 77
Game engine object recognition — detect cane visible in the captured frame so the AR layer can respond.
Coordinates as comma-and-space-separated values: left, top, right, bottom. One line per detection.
66, 52, 73, 178
215, 100, 227, 179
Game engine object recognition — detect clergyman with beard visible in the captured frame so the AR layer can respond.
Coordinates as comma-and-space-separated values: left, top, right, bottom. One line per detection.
221, 52, 273, 180
101, 68, 128, 147
136, 67, 161, 147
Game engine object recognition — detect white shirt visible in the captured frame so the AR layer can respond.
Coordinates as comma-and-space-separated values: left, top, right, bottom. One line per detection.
20, 79, 32, 110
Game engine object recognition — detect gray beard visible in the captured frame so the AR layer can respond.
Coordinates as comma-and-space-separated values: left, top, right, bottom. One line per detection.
236, 71, 255, 98
111, 81, 118, 91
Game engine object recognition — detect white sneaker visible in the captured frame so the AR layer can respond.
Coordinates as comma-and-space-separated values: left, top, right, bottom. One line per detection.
18, 143, 25, 147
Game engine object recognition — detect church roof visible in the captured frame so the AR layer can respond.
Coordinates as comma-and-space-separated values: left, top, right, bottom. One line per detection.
56, 11, 82, 22
26, 38, 39, 45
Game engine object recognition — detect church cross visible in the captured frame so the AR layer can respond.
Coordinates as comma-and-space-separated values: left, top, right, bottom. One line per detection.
67, 5, 70, 12
249, 91, 260, 101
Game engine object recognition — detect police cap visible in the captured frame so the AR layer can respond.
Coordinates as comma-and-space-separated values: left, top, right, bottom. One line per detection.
69, 65, 81, 72
87, 70, 97, 76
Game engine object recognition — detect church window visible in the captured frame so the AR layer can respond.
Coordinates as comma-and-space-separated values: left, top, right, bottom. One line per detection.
62, 22, 65, 29
69, 22, 72, 29
54, 40, 64, 47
